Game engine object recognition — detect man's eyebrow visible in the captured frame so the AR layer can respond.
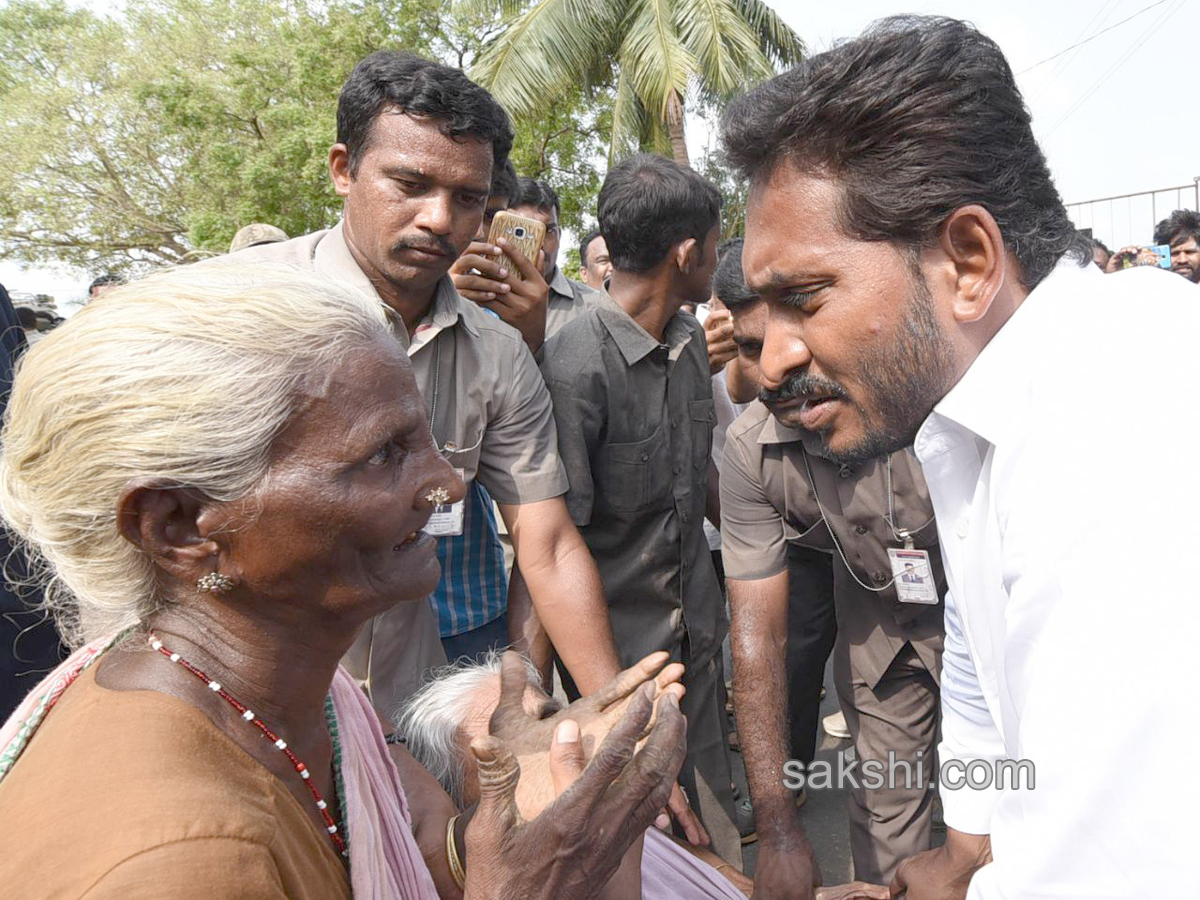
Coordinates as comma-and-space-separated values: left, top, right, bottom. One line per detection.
380, 165, 489, 196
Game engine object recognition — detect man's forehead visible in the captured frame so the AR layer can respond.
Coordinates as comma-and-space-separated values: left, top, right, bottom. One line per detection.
366, 110, 492, 189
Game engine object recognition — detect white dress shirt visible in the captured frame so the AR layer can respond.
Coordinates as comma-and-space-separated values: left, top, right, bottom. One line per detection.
915, 259, 1200, 899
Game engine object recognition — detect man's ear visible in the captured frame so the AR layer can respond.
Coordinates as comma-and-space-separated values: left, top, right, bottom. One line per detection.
937, 205, 1006, 324
674, 237, 699, 274
329, 143, 353, 198
117, 479, 223, 585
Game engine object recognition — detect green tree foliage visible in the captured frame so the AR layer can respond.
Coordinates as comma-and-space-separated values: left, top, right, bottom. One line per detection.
464, 0, 803, 167
0, 0, 608, 273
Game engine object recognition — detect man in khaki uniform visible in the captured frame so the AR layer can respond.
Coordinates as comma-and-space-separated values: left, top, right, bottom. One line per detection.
715, 249, 945, 893
229, 51, 621, 718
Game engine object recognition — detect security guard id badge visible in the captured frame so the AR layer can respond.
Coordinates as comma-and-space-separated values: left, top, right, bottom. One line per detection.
887, 547, 939, 604
422, 468, 465, 537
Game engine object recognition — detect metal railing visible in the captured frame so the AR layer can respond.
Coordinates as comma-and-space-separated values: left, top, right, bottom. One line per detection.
1068, 178, 1200, 249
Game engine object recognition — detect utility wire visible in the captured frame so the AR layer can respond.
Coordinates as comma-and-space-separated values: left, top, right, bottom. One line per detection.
1017, 0, 1173, 74
1044, 0, 1184, 136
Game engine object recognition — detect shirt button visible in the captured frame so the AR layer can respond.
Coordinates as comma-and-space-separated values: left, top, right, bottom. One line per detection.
681, 512, 690, 522
671, 419, 678, 429
640, 453, 649, 462
955, 517, 969, 538
838, 465, 853, 478
672, 465, 681, 474
855, 524, 868, 535
873, 571, 887, 585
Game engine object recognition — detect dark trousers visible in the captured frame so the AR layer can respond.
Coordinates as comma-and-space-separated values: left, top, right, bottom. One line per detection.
440, 612, 510, 665
785, 543, 837, 766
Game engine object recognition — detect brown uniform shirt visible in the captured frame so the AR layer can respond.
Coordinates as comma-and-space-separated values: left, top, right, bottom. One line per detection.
721, 402, 943, 687
0, 664, 349, 900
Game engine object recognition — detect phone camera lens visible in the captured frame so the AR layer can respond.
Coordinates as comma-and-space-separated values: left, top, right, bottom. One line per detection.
513, 227, 526, 238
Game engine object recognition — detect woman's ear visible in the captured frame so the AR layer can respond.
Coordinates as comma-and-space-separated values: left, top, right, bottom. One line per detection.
938, 205, 1006, 324
117, 479, 222, 584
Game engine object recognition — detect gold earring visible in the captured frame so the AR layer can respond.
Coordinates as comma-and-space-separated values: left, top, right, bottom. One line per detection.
197, 572, 236, 594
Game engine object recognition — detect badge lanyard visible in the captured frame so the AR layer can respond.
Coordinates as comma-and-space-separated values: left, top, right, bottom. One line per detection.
802, 450, 938, 603
883, 457, 939, 605
421, 337, 481, 538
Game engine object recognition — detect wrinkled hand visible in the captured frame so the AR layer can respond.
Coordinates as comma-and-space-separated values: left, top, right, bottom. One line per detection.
889, 831, 991, 900
813, 883, 889, 900
752, 839, 822, 900
463, 684, 686, 900
449, 239, 549, 352
705, 307, 737, 374
488, 650, 685, 817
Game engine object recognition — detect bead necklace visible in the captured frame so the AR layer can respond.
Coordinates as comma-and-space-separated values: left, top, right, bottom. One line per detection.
147, 632, 347, 858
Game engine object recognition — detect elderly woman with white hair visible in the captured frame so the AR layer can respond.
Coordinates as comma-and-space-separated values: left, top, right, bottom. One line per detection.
0, 263, 686, 899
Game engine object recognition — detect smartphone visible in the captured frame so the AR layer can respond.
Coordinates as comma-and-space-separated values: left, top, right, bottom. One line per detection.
486, 210, 546, 281
1116, 244, 1170, 269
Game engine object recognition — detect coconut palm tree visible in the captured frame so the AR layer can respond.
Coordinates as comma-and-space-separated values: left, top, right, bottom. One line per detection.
463, 0, 803, 167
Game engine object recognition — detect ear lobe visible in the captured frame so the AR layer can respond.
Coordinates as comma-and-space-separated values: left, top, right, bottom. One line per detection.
117, 479, 222, 582
329, 144, 353, 197
939, 205, 1005, 324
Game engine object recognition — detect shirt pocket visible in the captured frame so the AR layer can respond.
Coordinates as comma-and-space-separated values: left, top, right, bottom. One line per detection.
602, 429, 670, 512
688, 398, 715, 472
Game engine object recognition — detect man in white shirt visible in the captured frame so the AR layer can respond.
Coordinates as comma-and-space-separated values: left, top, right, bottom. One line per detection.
721, 14, 1200, 900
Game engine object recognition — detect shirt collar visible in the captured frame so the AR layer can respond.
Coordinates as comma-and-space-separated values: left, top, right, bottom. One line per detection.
596, 291, 697, 365
320, 220, 476, 343
547, 266, 574, 299
756, 404, 828, 457
925, 256, 1097, 448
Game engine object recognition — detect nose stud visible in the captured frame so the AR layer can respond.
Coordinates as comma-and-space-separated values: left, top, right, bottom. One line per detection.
424, 487, 451, 506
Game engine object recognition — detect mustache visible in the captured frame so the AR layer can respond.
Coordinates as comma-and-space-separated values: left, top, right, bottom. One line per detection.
393, 235, 455, 257
759, 370, 848, 406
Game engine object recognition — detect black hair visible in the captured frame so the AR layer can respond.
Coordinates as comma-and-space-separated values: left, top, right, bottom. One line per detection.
1091, 236, 1110, 255
337, 51, 513, 178
721, 16, 1089, 289
1153, 209, 1200, 248
510, 176, 559, 215
580, 229, 604, 267
88, 274, 120, 293
598, 154, 722, 274
711, 238, 759, 310
491, 158, 518, 202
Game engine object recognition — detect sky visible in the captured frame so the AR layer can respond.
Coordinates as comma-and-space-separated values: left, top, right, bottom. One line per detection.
4, 0, 1196, 308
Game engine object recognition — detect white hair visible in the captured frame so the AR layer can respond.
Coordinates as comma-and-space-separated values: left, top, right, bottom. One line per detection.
0, 261, 391, 648
396, 651, 541, 807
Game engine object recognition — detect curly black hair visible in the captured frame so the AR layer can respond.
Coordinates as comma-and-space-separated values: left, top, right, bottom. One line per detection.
337, 51, 513, 178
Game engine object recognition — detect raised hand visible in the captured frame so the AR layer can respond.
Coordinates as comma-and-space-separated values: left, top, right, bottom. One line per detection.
464, 684, 686, 900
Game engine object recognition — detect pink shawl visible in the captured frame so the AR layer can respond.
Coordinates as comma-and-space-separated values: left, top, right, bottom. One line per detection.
0, 634, 440, 900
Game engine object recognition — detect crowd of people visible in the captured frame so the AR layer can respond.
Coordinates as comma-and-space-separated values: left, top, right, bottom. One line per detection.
0, 13, 1195, 900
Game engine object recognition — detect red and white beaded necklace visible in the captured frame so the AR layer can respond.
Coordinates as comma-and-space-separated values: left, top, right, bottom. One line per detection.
147, 632, 347, 858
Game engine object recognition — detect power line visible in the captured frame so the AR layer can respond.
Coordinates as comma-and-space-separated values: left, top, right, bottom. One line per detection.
1017, 0, 1173, 75
1044, 0, 1185, 137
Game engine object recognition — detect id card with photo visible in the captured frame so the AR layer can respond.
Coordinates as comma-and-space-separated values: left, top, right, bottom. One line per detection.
422, 468, 465, 537
887, 547, 939, 604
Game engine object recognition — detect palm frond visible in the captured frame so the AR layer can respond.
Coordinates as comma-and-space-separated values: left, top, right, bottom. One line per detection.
728, 0, 804, 69
673, 0, 772, 97
608, 67, 647, 164
617, 0, 694, 122
470, 0, 616, 117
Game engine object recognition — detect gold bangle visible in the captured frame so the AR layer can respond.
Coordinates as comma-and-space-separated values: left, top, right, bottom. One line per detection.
446, 814, 466, 890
